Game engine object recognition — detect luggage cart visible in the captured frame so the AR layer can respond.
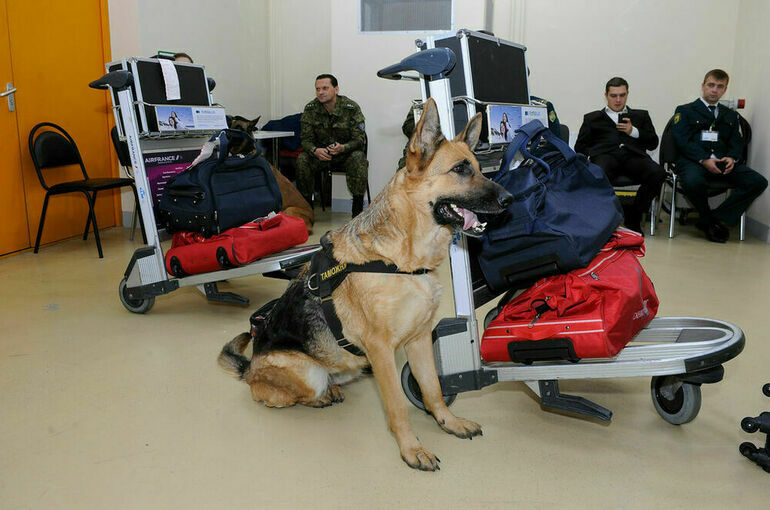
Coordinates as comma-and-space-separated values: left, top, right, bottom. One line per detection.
90, 63, 318, 314
377, 37, 745, 424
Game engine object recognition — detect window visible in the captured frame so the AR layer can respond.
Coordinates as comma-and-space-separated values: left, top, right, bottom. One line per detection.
360, 0, 453, 33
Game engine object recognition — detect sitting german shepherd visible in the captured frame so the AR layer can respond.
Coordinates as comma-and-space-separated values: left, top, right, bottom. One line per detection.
218, 99, 512, 471
227, 115, 315, 233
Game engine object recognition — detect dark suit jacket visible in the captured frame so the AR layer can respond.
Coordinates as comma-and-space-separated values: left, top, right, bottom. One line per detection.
575, 107, 659, 159
671, 99, 743, 165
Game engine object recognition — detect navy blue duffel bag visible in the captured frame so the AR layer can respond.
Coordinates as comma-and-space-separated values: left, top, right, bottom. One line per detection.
159, 129, 282, 237
470, 120, 622, 294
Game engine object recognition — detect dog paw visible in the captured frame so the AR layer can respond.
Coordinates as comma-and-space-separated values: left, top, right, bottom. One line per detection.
327, 384, 345, 403
437, 416, 483, 440
401, 446, 441, 472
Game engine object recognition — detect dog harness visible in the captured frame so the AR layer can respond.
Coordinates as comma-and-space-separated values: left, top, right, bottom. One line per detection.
307, 233, 433, 357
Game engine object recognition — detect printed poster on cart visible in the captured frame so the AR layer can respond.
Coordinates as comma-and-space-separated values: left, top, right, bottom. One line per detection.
487, 104, 548, 144
143, 149, 200, 211
156, 105, 227, 131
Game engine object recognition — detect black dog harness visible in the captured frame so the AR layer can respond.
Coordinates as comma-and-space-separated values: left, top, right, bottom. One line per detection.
307, 233, 432, 357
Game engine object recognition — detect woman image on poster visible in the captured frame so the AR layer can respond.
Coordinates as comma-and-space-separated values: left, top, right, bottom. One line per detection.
500, 112, 512, 142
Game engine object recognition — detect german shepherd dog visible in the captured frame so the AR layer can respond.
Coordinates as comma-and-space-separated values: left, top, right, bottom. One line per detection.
227, 115, 315, 233
218, 99, 512, 471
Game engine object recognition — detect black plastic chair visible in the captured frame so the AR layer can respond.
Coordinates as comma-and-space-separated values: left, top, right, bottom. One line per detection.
110, 126, 141, 240
658, 115, 746, 240
558, 123, 570, 144
28, 122, 145, 258
318, 133, 372, 211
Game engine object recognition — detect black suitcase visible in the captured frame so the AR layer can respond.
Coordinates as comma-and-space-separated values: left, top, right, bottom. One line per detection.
159, 130, 282, 236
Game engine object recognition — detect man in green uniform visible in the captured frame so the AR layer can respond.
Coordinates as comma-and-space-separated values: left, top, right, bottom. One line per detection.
297, 74, 369, 217
672, 69, 767, 242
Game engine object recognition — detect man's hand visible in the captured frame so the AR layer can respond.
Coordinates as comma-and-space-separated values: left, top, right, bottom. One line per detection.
721, 157, 735, 174
616, 118, 633, 135
314, 147, 332, 161
701, 158, 723, 175
327, 142, 345, 156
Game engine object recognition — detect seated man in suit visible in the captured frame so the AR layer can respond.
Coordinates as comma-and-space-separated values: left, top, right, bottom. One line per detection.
575, 77, 665, 234
671, 69, 767, 242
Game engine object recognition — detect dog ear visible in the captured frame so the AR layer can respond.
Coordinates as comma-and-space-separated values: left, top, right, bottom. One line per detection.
248, 116, 261, 132
454, 112, 482, 151
407, 98, 445, 165
226, 115, 234, 128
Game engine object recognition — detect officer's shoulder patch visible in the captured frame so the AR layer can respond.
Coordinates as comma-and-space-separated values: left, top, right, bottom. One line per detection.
548, 111, 556, 123
673, 112, 681, 124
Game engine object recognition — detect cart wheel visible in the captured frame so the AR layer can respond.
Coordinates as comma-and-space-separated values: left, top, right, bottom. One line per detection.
741, 417, 759, 433
651, 375, 701, 425
739, 441, 757, 458
401, 362, 456, 412
119, 278, 154, 314
762, 383, 770, 397
483, 307, 501, 330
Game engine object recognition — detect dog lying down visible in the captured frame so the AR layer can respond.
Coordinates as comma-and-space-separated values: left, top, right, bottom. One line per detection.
218, 98, 512, 471
226, 115, 315, 234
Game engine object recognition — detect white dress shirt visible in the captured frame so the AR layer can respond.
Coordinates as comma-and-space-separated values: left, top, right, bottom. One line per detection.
604, 106, 639, 138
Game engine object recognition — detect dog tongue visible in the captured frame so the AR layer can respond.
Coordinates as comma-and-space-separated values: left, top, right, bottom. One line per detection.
460, 208, 479, 230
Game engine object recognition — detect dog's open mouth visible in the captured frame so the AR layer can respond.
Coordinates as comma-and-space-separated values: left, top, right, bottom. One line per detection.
434, 201, 488, 237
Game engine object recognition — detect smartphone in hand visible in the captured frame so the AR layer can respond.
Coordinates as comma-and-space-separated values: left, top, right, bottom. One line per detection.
618, 113, 630, 124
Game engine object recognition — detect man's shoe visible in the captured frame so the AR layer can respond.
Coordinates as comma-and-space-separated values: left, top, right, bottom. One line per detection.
351, 195, 364, 218
713, 219, 730, 240
696, 221, 728, 243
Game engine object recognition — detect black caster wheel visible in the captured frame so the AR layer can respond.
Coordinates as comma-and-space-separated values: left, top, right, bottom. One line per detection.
739, 441, 757, 458
763, 383, 770, 397
401, 362, 456, 412
483, 306, 501, 330
741, 417, 759, 433
651, 375, 701, 425
119, 278, 155, 314
216, 247, 234, 269
169, 256, 187, 277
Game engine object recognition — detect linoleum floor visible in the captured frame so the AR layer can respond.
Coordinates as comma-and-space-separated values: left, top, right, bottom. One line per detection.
1, 211, 768, 509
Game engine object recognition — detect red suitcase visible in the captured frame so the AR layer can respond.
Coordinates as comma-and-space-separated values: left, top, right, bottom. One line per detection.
165, 212, 308, 277
481, 228, 659, 363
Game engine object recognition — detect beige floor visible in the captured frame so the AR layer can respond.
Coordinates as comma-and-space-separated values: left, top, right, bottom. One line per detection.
1, 211, 768, 510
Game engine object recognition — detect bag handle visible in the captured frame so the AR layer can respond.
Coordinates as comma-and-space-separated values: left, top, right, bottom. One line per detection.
499, 120, 577, 173
215, 129, 261, 163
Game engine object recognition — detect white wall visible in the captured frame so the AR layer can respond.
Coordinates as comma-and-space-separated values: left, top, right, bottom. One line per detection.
108, 0, 769, 234
733, 0, 770, 239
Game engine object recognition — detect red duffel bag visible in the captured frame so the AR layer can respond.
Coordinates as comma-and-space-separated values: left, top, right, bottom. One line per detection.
481, 228, 659, 363
165, 212, 308, 277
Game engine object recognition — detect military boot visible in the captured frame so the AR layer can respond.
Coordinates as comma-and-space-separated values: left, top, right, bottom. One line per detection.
352, 195, 364, 217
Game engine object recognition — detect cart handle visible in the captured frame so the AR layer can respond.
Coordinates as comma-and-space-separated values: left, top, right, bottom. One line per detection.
89, 70, 133, 91
377, 47, 456, 81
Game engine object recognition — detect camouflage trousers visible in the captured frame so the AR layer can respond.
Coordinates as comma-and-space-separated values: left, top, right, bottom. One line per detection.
296, 150, 369, 198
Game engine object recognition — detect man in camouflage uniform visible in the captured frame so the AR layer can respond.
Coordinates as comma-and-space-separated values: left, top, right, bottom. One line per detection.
297, 74, 369, 217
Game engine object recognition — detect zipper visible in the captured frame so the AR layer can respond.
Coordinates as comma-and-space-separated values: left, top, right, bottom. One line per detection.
168, 189, 205, 201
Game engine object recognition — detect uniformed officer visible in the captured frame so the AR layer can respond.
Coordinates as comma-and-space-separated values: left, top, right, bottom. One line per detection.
672, 69, 767, 242
297, 74, 369, 217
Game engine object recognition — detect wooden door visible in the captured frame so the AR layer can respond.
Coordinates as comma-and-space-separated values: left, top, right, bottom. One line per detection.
1, 0, 116, 257
0, 0, 29, 255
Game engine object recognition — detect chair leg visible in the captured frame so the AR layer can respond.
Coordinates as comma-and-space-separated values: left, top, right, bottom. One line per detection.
34, 193, 52, 254
740, 213, 746, 241
81, 191, 104, 258
668, 174, 676, 239
649, 197, 657, 237
83, 191, 97, 240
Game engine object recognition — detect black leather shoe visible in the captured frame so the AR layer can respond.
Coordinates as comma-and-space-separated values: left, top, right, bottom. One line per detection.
696, 221, 728, 243
713, 219, 730, 240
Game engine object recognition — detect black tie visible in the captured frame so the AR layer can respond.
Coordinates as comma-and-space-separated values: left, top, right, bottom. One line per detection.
708, 105, 717, 117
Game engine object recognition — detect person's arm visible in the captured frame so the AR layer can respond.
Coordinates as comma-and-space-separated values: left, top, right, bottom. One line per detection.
726, 114, 744, 161
574, 115, 592, 155
300, 107, 317, 156
637, 111, 659, 151
671, 106, 711, 163
344, 105, 366, 153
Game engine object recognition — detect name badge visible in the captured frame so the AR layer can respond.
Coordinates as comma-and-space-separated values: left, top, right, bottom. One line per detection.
701, 130, 719, 142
